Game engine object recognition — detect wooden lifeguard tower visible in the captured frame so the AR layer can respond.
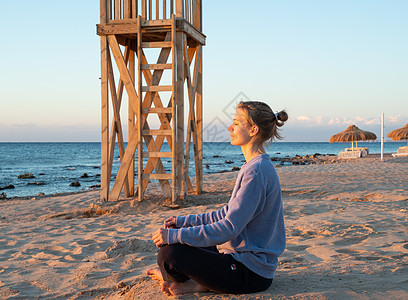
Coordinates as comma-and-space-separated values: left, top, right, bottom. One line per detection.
97, 0, 205, 204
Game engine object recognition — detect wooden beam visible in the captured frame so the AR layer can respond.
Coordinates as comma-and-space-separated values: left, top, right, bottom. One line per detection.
141, 63, 172, 70
115, 0, 120, 20
182, 38, 198, 195
196, 44, 203, 194
141, 19, 173, 26
142, 85, 172, 92
175, 30, 185, 200
110, 125, 140, 200
100, 0, 107, 24
128, 47, 136, 196
176, 19, 206, 46
171, 16, 177, 203
142, 107, 172, 113
141, 41, 172, 48
142, 0, 147, 19
142, 173, 173, 180
132, 0, 137, 18
108, 35, 139, 119
100, 35, 109, 201
106, 49, 130, 197
176, 0, 184, 18
143, 151, 173, 158
97, 23, 139, 35
142, 129, 172, 135
137, 17, 144, 202
124, 0, 128, 19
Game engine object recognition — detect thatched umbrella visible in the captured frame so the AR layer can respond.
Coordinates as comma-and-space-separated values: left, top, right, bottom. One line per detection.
329, 125, 377, 149
388, 123, 408, 141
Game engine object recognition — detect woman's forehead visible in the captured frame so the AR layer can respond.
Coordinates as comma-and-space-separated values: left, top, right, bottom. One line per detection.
234, 108, 247, 120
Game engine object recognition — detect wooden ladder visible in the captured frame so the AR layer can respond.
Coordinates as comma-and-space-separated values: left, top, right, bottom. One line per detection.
136, 17, 177, 203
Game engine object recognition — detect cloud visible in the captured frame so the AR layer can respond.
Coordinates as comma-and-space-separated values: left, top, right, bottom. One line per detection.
282, 114, 408, 141
388, 115, 407, 124
296, 115, 312, 121
292, 115, 406, 127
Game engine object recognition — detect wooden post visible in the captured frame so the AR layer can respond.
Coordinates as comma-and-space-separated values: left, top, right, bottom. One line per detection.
199, 0, 202, 31
142, 0, 147, 19
132, 0, 137, 17
175, 30, 185, 200
100, 0, 109, 201
171, 15, 177, 203
137, 17, 144, 202
176, 0, 184, 18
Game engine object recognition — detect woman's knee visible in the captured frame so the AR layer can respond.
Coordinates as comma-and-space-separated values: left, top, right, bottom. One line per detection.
157, 244, 186, 267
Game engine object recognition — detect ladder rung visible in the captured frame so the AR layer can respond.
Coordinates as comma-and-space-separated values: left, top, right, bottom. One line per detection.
142, 129, 172, 136
141, 41, 172, 48
142, 173, 173, 180
141, 63, 172, 70
142, 107, 173, 114
142, 85, 172, 92
143, 151, 173, 158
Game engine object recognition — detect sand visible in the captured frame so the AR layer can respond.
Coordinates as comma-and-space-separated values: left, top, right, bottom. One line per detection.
0, 154, 407, 299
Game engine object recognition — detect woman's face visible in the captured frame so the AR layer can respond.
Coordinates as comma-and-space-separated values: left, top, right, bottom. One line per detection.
228, 108, 254, 146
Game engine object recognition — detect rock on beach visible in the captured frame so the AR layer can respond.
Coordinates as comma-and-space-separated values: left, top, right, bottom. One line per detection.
18, 173, 35, 179
0, 184, 15, 190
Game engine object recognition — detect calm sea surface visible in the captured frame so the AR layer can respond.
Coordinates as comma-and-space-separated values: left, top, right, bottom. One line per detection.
0, 141, 405, 198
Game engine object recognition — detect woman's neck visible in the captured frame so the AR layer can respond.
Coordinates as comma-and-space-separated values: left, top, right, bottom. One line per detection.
241, 143, 266, 162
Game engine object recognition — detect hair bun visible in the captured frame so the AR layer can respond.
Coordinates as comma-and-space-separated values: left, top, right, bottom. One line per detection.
275, 110, 288, 126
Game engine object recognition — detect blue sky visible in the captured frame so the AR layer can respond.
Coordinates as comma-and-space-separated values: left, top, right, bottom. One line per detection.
1, 0, 407, 142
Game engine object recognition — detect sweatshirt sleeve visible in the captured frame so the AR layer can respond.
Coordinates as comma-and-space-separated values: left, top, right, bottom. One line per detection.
176, 205, 228, 228
168, 165, 266, 247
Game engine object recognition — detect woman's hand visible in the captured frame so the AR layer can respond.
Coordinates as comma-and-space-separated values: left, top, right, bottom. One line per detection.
164, 216, 177, 229
152, 228, 168, 248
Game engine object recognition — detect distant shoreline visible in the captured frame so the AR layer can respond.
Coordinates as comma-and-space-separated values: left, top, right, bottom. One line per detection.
1, 153, 393, 201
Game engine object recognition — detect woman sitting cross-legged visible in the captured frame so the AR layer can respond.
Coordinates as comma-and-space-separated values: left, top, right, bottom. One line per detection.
147, 101, 288, 297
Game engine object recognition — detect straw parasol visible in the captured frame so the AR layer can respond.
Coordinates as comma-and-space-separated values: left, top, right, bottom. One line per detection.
329, 125, 377, 149
387, 123, 408, 141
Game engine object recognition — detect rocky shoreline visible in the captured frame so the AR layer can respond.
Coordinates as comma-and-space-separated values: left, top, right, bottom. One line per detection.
0, 153, 386, 200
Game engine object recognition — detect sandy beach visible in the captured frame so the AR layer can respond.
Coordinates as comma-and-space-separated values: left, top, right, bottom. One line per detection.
1, 154, 407, 299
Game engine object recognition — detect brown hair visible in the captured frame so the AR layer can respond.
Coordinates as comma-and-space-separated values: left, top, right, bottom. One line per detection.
237, 101, 288, 144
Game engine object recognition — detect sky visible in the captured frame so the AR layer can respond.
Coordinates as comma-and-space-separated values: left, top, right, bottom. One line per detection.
0, 0, 407, 142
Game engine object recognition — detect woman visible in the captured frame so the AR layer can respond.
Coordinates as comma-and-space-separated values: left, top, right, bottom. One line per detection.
147, 101, 288, 297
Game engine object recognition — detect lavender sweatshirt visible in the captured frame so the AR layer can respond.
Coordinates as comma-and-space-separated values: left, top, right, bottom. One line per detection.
167, 154, 286, 279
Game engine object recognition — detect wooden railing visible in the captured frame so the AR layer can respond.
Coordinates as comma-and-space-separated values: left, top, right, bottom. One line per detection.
101, 0, 202, 30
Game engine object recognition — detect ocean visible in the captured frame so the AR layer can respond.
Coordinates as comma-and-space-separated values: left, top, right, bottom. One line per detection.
0, 141, 405, 198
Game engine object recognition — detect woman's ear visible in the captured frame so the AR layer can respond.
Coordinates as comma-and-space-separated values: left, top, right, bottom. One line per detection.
250, 125, 259, 137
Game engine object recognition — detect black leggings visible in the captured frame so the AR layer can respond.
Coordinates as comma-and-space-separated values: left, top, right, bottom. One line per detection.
157, 244, 272, 294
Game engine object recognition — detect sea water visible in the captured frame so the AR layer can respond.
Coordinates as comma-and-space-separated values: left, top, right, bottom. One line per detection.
0, 141, 405, 198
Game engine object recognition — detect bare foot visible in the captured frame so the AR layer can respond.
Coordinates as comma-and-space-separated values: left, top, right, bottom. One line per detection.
146, 268, 164, 283
160, 279, 209, 296
160, 281, 172, 297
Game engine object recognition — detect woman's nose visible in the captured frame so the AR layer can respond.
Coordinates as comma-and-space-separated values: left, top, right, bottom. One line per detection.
228, 124, 233, 131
